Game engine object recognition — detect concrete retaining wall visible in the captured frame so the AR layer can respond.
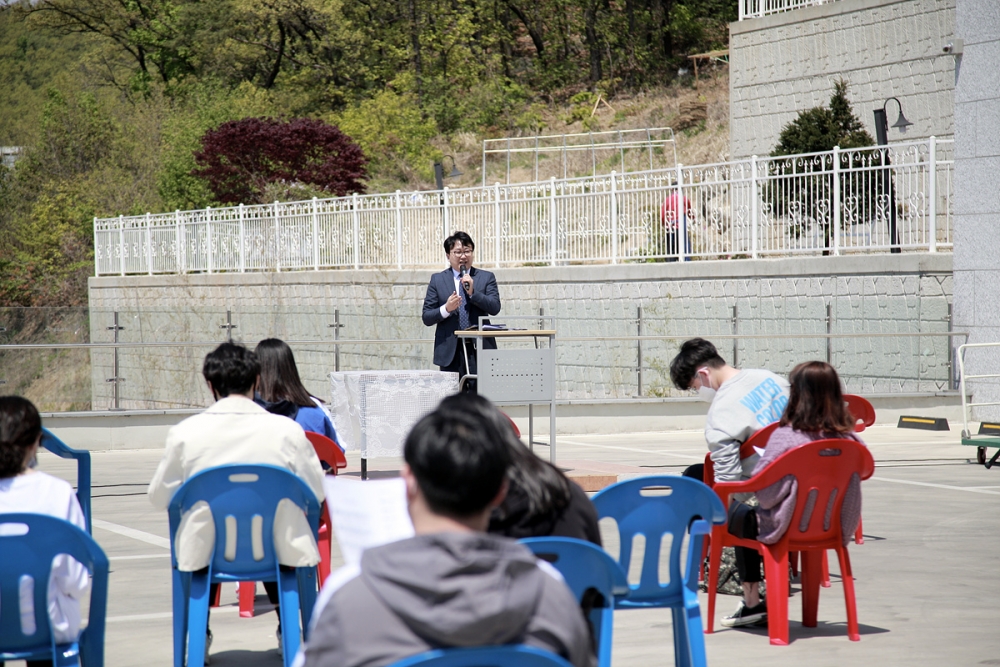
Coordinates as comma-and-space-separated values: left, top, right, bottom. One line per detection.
730, 0, 956, 159
87, 253, 954, 410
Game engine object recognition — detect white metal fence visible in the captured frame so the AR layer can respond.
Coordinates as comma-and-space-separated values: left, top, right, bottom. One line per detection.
739, 0, 837, 20
93, 137, 953, 276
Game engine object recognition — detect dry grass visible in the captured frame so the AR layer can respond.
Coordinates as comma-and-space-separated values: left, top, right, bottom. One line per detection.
431, 67, 731, 189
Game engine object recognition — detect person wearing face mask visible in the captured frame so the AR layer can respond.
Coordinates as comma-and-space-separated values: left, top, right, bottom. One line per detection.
668, 338, 790, 484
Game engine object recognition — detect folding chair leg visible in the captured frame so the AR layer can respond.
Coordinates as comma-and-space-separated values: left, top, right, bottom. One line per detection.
800, 550, 824, 628
239, 581, 256, 618
836, 547, 861, 641
763, 547, 790, 646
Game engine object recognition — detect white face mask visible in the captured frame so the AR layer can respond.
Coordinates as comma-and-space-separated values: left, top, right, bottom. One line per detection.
698, 385, 717, 403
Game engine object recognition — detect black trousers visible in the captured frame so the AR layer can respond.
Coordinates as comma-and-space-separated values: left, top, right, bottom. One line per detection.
683, 462, 762, 585
440, 339, 478, 393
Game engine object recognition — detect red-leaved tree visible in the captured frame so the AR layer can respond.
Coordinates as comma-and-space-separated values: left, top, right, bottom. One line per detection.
192, 117, 367, 204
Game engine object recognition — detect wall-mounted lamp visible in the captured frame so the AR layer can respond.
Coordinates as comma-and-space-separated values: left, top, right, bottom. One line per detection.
873, 97, 913, 145
433, 155, 462, 191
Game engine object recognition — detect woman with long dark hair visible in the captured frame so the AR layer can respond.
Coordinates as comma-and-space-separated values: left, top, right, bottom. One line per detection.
488, 434, 601, 546
0, 396, 90, 656
255, 338, 342, 451
722, 361, 865, 629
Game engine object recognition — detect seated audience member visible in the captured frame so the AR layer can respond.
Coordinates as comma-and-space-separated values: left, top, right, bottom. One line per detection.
488, 436, 601, 546
669, 338, 790, 482
299, 394, 594, 667
255, 338, 343, 452
148, 343, 325, 659
0, 396, 90, 658
721, 361, 866, 628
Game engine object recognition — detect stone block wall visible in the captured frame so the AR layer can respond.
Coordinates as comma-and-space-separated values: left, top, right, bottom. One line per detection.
730, 0, 956, 159
88, 254, 953, 409
952, 0, 1000, 422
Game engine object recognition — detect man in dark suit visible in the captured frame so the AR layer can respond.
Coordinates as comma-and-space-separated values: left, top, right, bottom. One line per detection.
422, 231, 501, 390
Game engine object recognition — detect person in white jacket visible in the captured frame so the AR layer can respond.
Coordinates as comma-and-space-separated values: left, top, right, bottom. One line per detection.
0, 396, 90, 648
148, 342, 325, 660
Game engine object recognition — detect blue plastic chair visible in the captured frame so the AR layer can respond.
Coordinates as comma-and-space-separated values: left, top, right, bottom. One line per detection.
519, 537, 628, 667
167, 465, 321, 667
0, 513, 109, 667
591, 476, 726, 667
41, 428, 92, 534
388, 645, 575, 667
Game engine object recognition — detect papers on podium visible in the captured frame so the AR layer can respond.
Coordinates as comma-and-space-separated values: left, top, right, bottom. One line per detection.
322, 476, 415, 566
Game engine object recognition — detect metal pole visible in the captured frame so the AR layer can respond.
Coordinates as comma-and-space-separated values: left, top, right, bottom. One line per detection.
928, 136, 937, 252
93, 217, 99, 276
826, 303, 833, 364
220, 310, 237, 343
610, 170, 618, 264
312, 197, 320, 270
506, 138, 511, 185
443, 187, 450, 239
329, 309, 344, 372
534, 136, 539, 182
206, 207, 213, 274
637, 305, 643, 397
751, 156, 759, 259
494, 183, 501, 267
107, 312, 125, 410
352, 193, 360, 270
176, 210, 184, 273
239, 204, 246, 273
273, 201, 281, 272
832, 146, 841, 255
482, 146, 487, 187
119, 215, 125, 277
732, 305, 738, 367
395, 191, 403, 269
550, 177, 557, 266
146, 212, 153, 275
948, 303, 956, 390
676, 163, 686, 261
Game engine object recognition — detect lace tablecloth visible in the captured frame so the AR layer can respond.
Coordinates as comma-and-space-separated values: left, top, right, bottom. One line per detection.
329, 370, 459, 459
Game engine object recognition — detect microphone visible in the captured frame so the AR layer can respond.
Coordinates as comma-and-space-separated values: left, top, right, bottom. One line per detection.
459, 264, 471, 293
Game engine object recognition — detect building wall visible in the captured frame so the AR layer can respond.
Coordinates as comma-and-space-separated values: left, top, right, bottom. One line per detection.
952, 0, 1000, 422
87, 254, 953, 410
730, 0, 956, 159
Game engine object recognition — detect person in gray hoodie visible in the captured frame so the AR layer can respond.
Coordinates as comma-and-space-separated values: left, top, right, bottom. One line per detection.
298, 394, 595, 667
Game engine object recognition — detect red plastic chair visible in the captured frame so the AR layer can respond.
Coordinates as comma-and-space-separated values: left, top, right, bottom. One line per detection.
707, 439, 874, 645
235, 432, 347, 617
701, 422, 778, 581
843, 394, 876, 433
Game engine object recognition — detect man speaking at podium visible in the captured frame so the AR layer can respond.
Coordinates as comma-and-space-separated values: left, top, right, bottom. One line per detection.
422, 231, 501, 391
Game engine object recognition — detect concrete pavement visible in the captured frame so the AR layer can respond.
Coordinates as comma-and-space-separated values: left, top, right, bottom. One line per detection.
29, 424, 1000, 667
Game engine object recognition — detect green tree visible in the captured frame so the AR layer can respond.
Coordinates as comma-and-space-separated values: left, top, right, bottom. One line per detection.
766, 80, 883, 253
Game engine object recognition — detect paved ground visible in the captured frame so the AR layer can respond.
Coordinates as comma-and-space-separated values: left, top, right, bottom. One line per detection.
22, 424, 1000, 667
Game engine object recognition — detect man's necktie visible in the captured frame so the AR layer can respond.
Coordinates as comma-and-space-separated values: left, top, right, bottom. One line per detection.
458, 280, 470, 330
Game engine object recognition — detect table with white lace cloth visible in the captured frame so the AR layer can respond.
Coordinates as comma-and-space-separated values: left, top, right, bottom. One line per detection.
328, 370, 459, 476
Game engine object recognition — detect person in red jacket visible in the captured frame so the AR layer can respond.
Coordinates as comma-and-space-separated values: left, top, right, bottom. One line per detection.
661, 191, 692, 261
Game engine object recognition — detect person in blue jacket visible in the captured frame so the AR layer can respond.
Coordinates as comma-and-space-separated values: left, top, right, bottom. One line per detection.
254, 338, 344, 452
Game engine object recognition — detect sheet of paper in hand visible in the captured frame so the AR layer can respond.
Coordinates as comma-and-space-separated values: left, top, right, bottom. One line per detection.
322, 476, 415, 566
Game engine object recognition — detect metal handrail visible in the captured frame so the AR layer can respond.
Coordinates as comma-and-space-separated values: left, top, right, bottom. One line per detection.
957, 342, 1000, 438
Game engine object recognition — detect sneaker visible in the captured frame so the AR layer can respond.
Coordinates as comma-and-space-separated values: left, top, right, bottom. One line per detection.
205, 628, 213, 665
720, 600, 768, 628
276, 625, 282, 658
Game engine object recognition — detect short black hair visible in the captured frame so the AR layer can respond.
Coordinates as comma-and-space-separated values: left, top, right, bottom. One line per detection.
404, 394, 513, 518
669, 337, 727, 390
0, 396, 42, 478
443, 231, 475, 255
202, 343, 260, 398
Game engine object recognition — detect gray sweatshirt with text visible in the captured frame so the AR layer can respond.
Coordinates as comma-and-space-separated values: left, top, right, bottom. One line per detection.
705, 368, 790, 482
